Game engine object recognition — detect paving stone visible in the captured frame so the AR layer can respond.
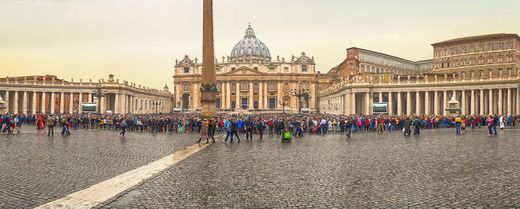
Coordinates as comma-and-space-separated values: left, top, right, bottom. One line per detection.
0, 126, 196, 208
101, 128, 520, 208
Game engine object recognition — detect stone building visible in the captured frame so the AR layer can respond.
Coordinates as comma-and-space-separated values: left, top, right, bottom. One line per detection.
319, 33, 520, 116
173, 24, 319, 113
0, 74, 173, 114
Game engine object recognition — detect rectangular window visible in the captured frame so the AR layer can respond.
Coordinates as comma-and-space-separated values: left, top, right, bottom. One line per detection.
301, 65, 308, 72
240, 81, 249, 91
269, 98, 276, 109
268, 81, 277, 91
183, 67, 190, 73
183, 82, 190, 91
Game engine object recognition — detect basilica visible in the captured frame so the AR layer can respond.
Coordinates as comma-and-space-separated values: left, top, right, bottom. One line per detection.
172, 24, 319, 113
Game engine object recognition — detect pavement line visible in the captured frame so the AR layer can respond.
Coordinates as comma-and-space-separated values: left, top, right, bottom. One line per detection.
35, 143, 209, 209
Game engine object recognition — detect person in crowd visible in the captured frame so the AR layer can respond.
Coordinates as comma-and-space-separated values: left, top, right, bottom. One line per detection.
208, 118, 216, 143
245, 118, 254, 140
46, 115, 55, 136
197, 119, 209, 143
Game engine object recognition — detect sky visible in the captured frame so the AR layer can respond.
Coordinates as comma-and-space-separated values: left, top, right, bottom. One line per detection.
1, 0, 519, 89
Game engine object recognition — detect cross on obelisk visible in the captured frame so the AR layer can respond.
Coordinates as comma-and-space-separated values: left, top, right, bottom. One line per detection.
200, 0, 217, 118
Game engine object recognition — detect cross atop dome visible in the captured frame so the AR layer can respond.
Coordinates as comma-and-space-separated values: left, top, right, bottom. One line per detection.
244, 23, 256, 38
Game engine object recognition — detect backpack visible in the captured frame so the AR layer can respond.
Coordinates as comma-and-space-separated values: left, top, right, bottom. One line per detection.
256, 121, 264, 131
283, 131, 292, 140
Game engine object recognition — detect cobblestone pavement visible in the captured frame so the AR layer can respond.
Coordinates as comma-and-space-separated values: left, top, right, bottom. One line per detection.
0, 126, 197, 209
100, 128, 520, 208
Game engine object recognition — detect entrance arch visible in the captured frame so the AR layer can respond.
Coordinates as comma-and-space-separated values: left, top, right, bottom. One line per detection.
182, 93, 190, 110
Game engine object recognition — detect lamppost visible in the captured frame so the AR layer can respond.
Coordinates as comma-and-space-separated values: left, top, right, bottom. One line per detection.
93, 85, 106, 114
152, 99, 161, 114
291, 86, 309, 114
278, 95, 290, 114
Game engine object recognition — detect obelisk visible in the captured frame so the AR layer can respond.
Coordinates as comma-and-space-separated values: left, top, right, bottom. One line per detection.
200, 0, 217, 118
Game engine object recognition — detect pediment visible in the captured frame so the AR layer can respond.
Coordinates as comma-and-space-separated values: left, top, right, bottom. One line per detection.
221, 67, 265, 76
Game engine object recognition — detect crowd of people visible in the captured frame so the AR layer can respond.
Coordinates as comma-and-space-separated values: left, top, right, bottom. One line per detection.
1, 112, 519, 140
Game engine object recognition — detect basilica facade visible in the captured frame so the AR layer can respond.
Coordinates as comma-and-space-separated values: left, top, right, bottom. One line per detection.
173, 24, 319, 113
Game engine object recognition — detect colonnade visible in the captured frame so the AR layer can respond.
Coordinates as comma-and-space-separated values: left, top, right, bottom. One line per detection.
321, 85, 520, 116
1, 89, 172, 114
176, 80, 317, 113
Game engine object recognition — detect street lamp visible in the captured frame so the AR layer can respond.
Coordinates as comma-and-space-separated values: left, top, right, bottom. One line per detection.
92, 85, 106, 114
291, 86, 309, 114
278, 95, 290, 114
152, 99, 161, 114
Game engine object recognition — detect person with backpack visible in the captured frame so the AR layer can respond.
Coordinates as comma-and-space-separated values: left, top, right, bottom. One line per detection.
345, 117, 353, 138
207, 118, 216, 143
224, 118, 233, 142
120, 118, 127, 137
46, 116, 55, 136
231, 119, 241, 143
256, 118, 265, 140
245, 119, 254, 140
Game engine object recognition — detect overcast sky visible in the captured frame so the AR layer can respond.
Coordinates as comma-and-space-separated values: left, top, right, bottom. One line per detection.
1, 0, 519, 89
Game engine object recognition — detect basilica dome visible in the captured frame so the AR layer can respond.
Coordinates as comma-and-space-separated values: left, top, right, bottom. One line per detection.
230, 24, 271, 62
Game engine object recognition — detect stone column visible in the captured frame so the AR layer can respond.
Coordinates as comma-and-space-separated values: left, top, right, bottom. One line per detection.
236, 82, 240, 109
31, 92, 37, 114
60, 92, 65, 113
415, 91, 421, 115
425, 91, 430, 115
345, 92, 351, 115
406, 91, 412, 115
351, 92, 356, 115
249, 81, 254, 110
258, 82, 263, 109
397, 92, 402, 115
277, 82, 283, 111
517, 87, 520, 115
378, 92, 383, 103
22, 91, 28, 114
470, 90, 475, 115
264, 82, 268, 110
226, 82, 231, 109
489, 89, 493, 115
498, 88, 503, 115
480, 89, 484, 115
78, 92, 83, 112
100, 96, 106, 113
114, 94, 120, 114
13, 91, 19, 113
41, 92, 46, 113
4, 91, 9, 113
122, 94, 127, 114
461, 90, 466, 115
221, 82, 226, 109
50, 92, 55, 114
388, 92, 394, 115
507, 88, 512, 114
443, 90, 447, 115
69, 92, 74, 113
364, 92, 370, 115
434, 91, 439, 115
193, 83, 199, 110
497, 88, 504, 115
88, 93, 92, 103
